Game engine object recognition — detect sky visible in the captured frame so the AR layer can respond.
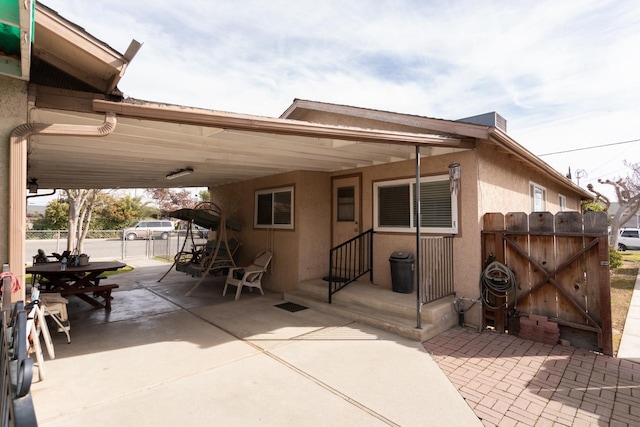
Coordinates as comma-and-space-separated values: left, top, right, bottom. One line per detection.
37, 0, 639, 202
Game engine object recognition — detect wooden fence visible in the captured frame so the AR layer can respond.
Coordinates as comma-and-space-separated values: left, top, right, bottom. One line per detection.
481, 211, 612, 356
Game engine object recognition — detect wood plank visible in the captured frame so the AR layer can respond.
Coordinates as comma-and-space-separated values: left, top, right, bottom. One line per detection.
529, 212, 556, 318
482, 213, 505, 264
583, 237, 602, 325
555, 212, 587, 324
597, 235, 613, 356
481, 213, 505, 331
505, 213, 529, 315
584, 211, 608, 234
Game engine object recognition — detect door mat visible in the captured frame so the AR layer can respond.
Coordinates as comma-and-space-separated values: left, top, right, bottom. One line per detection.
275, 302, 308, 312
322, 276, 349, 282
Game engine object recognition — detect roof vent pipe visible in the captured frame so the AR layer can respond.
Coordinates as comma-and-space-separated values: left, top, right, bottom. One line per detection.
8, 113, 117, 301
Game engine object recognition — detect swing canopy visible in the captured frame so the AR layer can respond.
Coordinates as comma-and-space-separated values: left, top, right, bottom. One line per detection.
168, 208, 241, 232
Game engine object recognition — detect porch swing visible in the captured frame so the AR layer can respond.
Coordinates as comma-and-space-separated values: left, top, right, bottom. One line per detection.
158, 202, 242, 295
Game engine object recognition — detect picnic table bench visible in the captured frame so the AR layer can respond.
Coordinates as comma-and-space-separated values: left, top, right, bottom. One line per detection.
26, 261, 125, 311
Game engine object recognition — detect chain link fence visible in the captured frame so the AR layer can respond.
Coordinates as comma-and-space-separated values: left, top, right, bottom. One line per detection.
25, 230, 207, 263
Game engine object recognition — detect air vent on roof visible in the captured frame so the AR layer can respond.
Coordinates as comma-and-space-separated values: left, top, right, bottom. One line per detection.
457, 112, 507, 133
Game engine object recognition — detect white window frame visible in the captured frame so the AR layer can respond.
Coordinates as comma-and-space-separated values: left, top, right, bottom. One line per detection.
254, 186, 294, 229
530, 182, 547, 212
558, 194, 567, 212
373, 175, 458, 234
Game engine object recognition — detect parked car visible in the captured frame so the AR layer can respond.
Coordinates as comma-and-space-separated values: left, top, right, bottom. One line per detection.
121, 220, 175, 240
177, 224, 209, 238
618, 228, 640, 251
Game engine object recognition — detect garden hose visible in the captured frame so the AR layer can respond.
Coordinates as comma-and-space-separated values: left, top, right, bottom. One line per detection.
480, 261, 517, 310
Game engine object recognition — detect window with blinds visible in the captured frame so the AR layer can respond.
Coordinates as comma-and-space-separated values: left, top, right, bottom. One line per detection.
374, 175, 458, 233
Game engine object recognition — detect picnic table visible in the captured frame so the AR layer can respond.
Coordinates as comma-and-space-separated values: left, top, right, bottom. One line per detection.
26, 261, 125, 311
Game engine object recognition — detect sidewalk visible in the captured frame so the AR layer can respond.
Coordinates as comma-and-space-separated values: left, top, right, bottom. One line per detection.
617, 272, 640, 363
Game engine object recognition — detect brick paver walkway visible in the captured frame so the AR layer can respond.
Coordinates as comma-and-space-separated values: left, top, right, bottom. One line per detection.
423, 327, 640, 426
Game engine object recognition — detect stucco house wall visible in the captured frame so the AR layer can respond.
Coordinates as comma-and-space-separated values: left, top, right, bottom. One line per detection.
211, 170, 331, 293
331, 149, 482, 301
211, 136, 586, 308
477, 142, 582, 214
0, 76, 28, 265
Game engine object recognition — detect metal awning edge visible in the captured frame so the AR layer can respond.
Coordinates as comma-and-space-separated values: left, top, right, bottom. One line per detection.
92, 99, 475, 149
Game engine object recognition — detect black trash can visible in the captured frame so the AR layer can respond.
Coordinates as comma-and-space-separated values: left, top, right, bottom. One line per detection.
389, 251, 415, 293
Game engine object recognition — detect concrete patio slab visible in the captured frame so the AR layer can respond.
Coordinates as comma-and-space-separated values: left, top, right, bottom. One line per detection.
30, 262, 481, 427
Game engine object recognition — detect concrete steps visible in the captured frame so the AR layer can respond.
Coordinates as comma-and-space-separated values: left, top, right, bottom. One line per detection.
284, 279, 457, 341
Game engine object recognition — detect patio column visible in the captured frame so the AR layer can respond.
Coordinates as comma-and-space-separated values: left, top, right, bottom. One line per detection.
415, 146, 422, 329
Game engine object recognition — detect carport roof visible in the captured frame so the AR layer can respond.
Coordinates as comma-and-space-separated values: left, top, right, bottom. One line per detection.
26, 98, 475, 190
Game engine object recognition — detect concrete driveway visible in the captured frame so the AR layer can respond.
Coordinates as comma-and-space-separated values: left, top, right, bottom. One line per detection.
30, 261, 480, 426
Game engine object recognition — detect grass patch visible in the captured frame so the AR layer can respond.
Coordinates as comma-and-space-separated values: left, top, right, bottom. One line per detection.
100, 263, 134, 277
611, 252, 640, 354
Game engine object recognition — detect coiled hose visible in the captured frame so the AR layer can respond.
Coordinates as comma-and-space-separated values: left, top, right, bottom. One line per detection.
480, 261, 517, 310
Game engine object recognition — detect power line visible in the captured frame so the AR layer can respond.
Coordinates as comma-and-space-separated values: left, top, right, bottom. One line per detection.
538, 138, 640, 157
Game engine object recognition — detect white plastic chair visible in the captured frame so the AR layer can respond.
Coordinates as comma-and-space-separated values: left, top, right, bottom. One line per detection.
223, 251, 272, 300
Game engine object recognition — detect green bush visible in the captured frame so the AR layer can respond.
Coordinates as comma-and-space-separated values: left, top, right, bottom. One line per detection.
610, 247, 623, 269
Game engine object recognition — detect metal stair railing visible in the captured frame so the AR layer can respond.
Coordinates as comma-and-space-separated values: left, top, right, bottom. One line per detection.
328, 229, 374, 303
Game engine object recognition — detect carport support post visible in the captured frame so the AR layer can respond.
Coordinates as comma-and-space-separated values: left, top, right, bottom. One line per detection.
415, 146, 422, 329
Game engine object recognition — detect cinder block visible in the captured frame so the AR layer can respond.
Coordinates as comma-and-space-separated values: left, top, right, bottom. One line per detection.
519, 317, 537, 326
542, 321, 559, 332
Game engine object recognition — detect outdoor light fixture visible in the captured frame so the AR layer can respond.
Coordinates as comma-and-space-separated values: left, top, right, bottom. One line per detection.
165, 167, 194, 180
28, 178, 38, 194
449, 162, 460, 195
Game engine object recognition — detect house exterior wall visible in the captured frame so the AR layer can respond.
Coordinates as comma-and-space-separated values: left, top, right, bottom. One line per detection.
476, 141, 582, 213
210, 139, 586, 308
210, 111, 587, 335
211, 170, 331, 293
211, 150, 483, 300
332, 150, 482, 302
0, 76, 28, 265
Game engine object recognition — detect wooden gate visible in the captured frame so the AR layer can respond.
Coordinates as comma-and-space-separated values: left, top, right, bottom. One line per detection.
481, 211, 612, 356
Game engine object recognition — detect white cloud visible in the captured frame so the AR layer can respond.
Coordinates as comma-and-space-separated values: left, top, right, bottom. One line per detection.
41, 0, 640, 197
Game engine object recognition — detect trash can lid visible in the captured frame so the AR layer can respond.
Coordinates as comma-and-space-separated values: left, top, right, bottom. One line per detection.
389, 251, 414, 261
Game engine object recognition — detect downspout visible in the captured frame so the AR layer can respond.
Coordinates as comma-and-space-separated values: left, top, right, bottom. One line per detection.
415, 146, 422, 329
9, 113, 117, 301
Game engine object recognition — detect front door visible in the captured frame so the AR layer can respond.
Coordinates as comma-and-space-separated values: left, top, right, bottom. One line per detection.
332, 175, 361, 246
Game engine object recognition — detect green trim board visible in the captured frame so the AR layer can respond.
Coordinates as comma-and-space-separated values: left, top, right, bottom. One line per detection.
0, 0, 34, 79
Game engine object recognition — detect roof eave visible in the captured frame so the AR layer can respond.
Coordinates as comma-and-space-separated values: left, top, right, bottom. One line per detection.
489, 128, 593, 200
281, 98, 491, 139
34, 2, 132, 94
93, 99, 475, 149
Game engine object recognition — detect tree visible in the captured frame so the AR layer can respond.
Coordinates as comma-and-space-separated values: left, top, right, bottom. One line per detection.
65, 189, 101, 253
32, 199, 70, 230
146, 188, 197, 214
199, 189, 210, 202
588, 161, 640, 251
93, 194, 156, 229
